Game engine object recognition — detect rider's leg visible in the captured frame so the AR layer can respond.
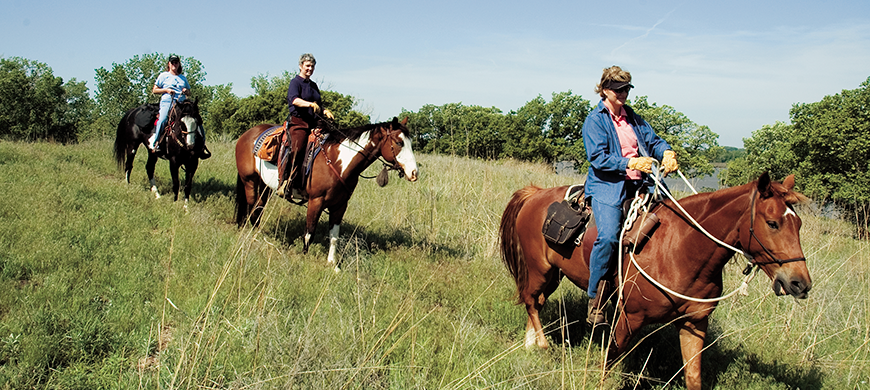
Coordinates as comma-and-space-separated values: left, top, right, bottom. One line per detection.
197, 125, 211, 159
288, 127, 308, 201
149, 100, 172, 152
276, 130, 290, 198
587, 198, 622, 326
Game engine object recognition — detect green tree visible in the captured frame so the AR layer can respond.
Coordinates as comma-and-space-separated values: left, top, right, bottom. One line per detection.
0, 57, 88, 142
401, 103, 508, 159
790, 77, 870, 204
631, 96, 722, 178
721, 122, 796, 187
513, 91, 590, 168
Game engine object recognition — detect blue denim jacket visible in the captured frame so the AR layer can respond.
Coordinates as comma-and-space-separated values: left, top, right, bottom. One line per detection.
582, 100, 671, 206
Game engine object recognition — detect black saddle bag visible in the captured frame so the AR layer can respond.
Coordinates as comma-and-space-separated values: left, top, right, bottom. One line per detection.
542, 198, 591, 246
134, 104, 159, 129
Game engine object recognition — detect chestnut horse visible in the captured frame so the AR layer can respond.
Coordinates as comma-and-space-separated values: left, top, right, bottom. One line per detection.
235, 117, 418, 265
499, 173, 812, 390
114, 100, 207, 203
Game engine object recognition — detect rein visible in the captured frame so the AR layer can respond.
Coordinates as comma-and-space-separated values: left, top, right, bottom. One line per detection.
618, 167, 804, 304
315, 113, 404, 180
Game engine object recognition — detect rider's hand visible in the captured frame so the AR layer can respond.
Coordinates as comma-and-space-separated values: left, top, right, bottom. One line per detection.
662, 150, 679, 174
628, 157, 656, 173
324, 109, 334, 120
310, 102, 321, 114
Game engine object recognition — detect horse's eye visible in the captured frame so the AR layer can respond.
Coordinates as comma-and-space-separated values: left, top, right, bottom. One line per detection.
767, 221, 779, 230
396, 140, 404, 147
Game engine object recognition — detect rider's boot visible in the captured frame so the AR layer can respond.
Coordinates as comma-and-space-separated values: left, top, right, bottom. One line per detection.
198, 144, 211, 159
587, 280, 610, 327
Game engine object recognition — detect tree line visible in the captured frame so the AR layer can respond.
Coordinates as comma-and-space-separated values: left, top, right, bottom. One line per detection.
723, 76, 870, 233
4, 53, 818, 182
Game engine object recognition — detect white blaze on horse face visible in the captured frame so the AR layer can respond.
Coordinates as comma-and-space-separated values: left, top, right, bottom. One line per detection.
783, 207, 797, 218
337, 132, 371, 177
396, 133, 418, 181
181, 116, 197, 145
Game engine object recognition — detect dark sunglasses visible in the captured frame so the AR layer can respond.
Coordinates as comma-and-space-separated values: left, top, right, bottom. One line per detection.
613, 86, 631, 94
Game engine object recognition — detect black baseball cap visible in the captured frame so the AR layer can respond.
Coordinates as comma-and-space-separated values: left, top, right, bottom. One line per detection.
168, 55, 180, 63
602, 79, 633, 90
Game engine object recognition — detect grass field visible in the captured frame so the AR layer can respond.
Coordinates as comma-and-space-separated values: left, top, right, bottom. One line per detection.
0, 139, 866, 389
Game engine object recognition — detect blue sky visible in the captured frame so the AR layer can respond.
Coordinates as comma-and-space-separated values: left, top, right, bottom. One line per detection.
3, 0, 869, 147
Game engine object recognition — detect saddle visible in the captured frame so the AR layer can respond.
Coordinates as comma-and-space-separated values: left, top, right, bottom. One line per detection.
253, 124, 285, 163
542, 185, 591, 246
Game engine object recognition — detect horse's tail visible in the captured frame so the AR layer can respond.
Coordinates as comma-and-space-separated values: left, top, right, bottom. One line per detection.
499, 185, 541, 304
113, 110, 131, 170
235, 174, 248, 227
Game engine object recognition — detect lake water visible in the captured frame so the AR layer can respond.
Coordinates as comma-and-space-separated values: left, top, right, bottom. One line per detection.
554, 162, 723, 194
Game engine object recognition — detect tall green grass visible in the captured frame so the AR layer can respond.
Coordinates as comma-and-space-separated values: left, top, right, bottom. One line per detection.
0, 139, 866, 389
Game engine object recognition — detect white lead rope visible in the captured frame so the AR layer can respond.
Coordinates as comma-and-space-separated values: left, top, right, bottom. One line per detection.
616, 167, 757, 304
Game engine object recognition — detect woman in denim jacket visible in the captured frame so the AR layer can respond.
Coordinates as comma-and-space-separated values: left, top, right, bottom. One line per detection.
582, 65, 679, 326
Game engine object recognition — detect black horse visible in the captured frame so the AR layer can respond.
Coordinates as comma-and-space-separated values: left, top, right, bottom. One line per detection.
113, 100, 207, 204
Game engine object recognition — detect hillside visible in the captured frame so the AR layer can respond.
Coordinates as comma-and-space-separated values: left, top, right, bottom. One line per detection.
0, 140, 866, 389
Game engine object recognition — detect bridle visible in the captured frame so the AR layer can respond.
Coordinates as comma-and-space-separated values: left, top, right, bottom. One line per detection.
315, 114, 406, 180
744, 187, 807, 273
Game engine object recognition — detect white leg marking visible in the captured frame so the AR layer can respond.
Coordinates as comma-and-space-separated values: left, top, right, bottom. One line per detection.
327, 224, 340, 265
524, 327, 537, 349
150, 178, 161, 199
304, 232, 312, 249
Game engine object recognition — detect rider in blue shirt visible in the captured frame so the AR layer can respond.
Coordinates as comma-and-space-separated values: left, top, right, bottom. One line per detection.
582, 65, 679, 326
148, 55, 210, 158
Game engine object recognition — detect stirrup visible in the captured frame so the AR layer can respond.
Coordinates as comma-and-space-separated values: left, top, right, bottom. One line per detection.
276, 182, 288, 198
587, 300, 609, 327
290, 188, 308, 203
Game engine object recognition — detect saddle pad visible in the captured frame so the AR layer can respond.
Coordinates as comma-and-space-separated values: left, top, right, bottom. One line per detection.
253, 125, 284, 161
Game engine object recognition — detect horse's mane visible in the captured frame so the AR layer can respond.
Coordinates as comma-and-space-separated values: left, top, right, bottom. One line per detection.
323, 120, 408, 146
668, 176, 810, 210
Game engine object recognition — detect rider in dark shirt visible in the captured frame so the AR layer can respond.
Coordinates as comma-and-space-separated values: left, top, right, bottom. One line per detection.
277, 53, 333, 200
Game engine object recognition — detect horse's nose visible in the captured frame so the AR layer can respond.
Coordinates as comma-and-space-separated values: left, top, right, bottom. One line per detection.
407, 169, 418, 182
774, 273, 811, 299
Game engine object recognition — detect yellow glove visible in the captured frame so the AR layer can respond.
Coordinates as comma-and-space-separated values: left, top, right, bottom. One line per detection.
310, 102, 321, 114
628, 157, 656, 173
662, 150, 679, 174
323, 108, 334, 120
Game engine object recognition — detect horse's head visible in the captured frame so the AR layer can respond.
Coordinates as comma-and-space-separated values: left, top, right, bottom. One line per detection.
378, 117, 418, 182
168, 99, 205, 154
744, 172, 812, 299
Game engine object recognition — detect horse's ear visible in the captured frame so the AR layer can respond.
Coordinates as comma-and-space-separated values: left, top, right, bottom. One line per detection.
391, 117, 399, 127
757, 172, 772, 197
401, 117, 408, 126
782, 174, 796, 190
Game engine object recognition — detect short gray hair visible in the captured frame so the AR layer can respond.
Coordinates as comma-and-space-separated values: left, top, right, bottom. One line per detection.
299, 53, 316, 66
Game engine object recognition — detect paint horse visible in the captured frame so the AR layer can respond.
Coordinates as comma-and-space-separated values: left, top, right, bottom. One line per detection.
499, 173, 812, 390
235, 117, 419, 265
114, 100, 207, 203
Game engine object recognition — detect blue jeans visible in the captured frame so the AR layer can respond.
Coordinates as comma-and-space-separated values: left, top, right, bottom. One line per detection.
587, 180, 643, 298
151, 99, 173, 148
